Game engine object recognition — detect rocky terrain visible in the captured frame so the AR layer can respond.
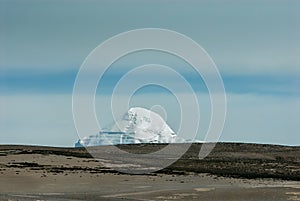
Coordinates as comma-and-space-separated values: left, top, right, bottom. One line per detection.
0, 143, 299, 180
0, 143, 299, 200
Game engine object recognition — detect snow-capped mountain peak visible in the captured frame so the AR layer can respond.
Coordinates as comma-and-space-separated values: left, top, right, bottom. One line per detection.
123, 107, 176, 143
75, 107, 179, 147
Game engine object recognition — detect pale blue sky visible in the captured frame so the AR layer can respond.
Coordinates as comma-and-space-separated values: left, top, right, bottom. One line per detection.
0, 0, 299, 146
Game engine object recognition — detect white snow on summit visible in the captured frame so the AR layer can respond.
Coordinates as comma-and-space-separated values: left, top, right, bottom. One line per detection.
124, 107, 176, 143
75, 107, 181, 147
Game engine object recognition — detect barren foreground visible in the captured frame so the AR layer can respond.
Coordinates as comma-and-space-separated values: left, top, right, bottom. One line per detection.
0, 143, 299, 201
